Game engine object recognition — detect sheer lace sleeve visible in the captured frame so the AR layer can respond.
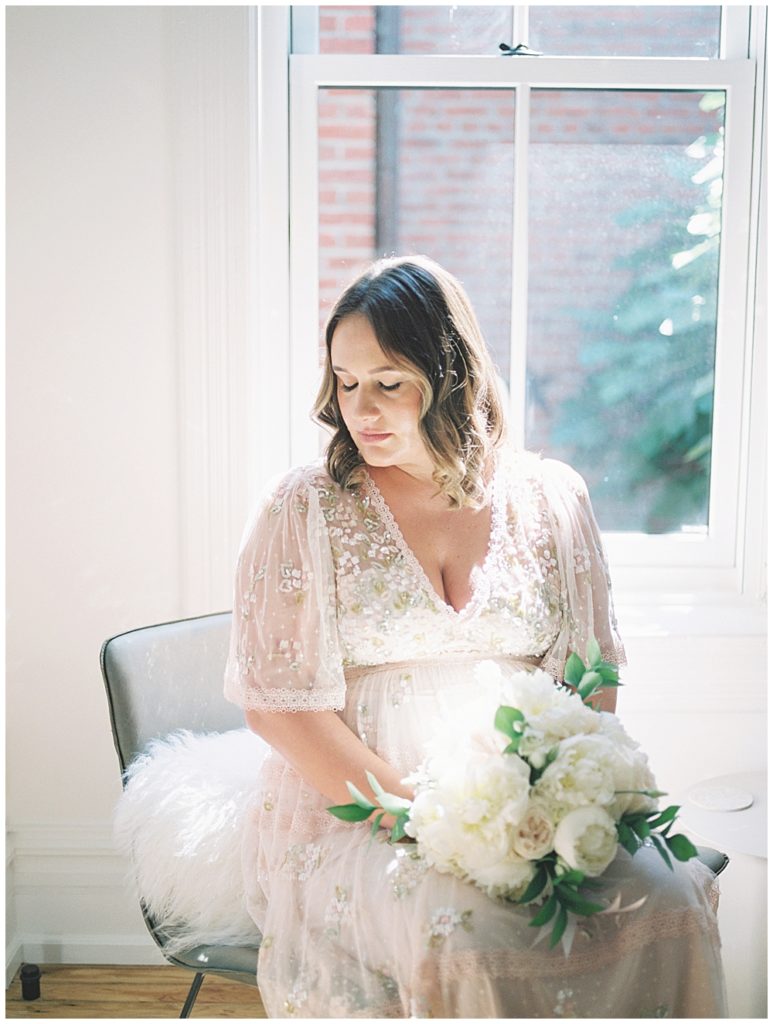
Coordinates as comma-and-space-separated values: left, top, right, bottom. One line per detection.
537, 458, 626, 680
223, 466, 345, 713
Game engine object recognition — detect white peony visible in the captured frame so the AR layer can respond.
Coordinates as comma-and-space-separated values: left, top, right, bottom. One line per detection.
495, 669, 600, 770
597, 713, 659, 817
553, 805, 619, 876
407, 748, 531, 881
472, 849, 537, 900
532, 733, 622, 815
511, 801, 556, 860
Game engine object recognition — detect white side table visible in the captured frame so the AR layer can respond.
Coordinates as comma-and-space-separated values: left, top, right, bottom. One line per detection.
677, 771, 767, 1019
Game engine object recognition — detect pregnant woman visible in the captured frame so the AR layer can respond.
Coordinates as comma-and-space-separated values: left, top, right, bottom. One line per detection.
224, 255, 726, 1018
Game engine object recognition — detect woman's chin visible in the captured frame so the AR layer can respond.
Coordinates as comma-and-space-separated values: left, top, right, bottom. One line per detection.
359, 450, 393, 466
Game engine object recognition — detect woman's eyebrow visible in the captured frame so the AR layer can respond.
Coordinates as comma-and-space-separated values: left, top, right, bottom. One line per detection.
331, 364, 399, 374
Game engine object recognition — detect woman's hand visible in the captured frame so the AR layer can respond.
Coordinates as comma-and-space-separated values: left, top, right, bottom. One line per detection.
245, 707, 415, 814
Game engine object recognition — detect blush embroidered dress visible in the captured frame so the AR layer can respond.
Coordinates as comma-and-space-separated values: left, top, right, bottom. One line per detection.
224, 447, 726, 1018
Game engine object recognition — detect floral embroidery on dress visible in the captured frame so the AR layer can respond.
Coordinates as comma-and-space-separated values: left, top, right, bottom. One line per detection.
387, 846, 430, 899
283, 843, 323, 881
553, 988, 584, 1017
356, 702, 373, 745
278, 560, 312, 599
269, 638, 305, 671
324, 886, 351, 938
283, 965, 313, 1016
375, 966, 400, 1002
427, 907, 474, 948
390, 673, 413, 707
312, 453, 572, 669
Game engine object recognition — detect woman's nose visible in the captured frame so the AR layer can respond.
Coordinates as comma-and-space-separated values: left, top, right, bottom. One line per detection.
354, 387, 380, 419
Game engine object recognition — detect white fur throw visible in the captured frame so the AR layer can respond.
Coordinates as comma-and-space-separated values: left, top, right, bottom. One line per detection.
113, 728, 269, 954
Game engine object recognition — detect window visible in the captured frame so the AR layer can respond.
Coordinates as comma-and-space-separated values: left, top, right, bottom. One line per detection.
259, 5, 764, 618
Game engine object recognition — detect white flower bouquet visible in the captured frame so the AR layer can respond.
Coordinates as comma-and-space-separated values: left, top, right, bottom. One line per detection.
329, 640, 698, 947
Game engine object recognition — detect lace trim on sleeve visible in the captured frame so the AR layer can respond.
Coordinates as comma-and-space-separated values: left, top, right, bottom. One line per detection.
541, 636, 627, 683
238, 686, 345, 714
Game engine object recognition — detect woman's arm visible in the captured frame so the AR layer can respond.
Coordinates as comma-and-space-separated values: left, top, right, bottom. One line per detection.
245, 708, 414, 829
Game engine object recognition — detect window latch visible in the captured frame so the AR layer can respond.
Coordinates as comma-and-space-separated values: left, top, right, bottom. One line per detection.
498, 42, 543, 57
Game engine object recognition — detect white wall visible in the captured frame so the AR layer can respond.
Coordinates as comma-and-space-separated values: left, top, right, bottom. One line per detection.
7, 4, 182, 980
5, 5, 767, 1018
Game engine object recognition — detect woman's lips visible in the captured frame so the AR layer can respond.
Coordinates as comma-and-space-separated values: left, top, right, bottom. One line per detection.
359, 431, 392, 443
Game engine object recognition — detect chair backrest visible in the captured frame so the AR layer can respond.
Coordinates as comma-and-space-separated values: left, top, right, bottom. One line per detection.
100, 611, 245, 776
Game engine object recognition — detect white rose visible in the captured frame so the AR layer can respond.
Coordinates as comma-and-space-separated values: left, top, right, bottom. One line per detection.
553, 806, 619, 877
511, 802, 556, 860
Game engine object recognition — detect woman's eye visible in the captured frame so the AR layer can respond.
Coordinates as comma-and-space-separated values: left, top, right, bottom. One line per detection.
337, 381, 401, 393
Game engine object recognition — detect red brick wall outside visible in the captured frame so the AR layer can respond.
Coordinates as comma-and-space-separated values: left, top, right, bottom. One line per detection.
315, 7, 722, 520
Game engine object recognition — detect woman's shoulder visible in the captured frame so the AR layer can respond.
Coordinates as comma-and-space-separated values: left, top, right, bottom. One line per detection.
261, 457, 341, 508
499, 445, 589, 498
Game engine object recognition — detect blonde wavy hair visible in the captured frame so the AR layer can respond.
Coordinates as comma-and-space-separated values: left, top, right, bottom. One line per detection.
312, 255, 508, 510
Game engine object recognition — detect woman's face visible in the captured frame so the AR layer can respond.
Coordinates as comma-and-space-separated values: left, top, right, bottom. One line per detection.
330, 314, 434, 480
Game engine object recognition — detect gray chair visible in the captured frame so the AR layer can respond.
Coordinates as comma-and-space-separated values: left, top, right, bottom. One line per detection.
101, 612, 729, 1018
100, 611, 262, 1018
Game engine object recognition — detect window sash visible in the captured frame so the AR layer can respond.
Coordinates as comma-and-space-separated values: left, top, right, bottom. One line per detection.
289, 54, 755, 576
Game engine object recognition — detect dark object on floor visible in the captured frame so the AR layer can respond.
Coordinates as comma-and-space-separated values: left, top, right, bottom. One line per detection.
20, 964, 41, 1001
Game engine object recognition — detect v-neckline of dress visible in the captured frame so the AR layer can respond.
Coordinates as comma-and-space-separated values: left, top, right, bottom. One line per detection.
362, 451, 503, 618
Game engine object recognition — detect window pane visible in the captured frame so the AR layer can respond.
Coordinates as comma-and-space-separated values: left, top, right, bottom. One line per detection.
318, 6, 513, 55
526, 90, 725, 534
529, 6, 721, 59
319, 87, 515, 380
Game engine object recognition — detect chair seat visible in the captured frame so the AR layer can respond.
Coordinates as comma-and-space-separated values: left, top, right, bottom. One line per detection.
165, 942, 261, 984
695, 845, 729, 876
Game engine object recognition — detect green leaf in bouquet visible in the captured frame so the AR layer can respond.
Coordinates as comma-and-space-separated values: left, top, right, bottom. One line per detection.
390, 815, 408, 843
617, 789, 669, 800
516, 865, 549, 905
554, 866, 584, 886
660, 817, 677, 839
550, 904, 569, 949
648, 805, 680, 829
630, 817, 651, 840
370, 811, 384, 838
597, 662, 621, 684
586, 637, 602, 668
564, 653, 586, 686
328, 803, 375, 822
529, 893, 558, 928
365, 770, 385, 798
578, 671, 603, 701
617, 820, 641, 857
504, 737, 522, 755
346, 781, 377, 811
378, 792, 414, 817
649, 833, 674, 871
555, 887, 606, 916
494, 705, 525, 739
665, 833, 698, 862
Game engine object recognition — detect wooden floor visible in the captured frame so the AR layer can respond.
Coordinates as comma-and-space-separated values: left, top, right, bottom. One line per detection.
6, 964, 267, 1019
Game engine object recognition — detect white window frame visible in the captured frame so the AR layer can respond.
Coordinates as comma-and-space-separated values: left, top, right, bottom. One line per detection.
257, 6, 766, 635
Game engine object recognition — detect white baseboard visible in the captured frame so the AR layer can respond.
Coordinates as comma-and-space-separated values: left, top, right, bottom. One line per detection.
7, 823, 164, 970
6, 940, 23, 989
19, 935, 166, 967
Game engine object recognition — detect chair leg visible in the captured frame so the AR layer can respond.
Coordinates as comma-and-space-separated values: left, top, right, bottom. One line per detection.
180, 972, 205, 1018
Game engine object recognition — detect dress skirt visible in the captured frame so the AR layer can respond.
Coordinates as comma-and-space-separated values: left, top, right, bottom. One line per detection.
240, 656, 727, 1018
